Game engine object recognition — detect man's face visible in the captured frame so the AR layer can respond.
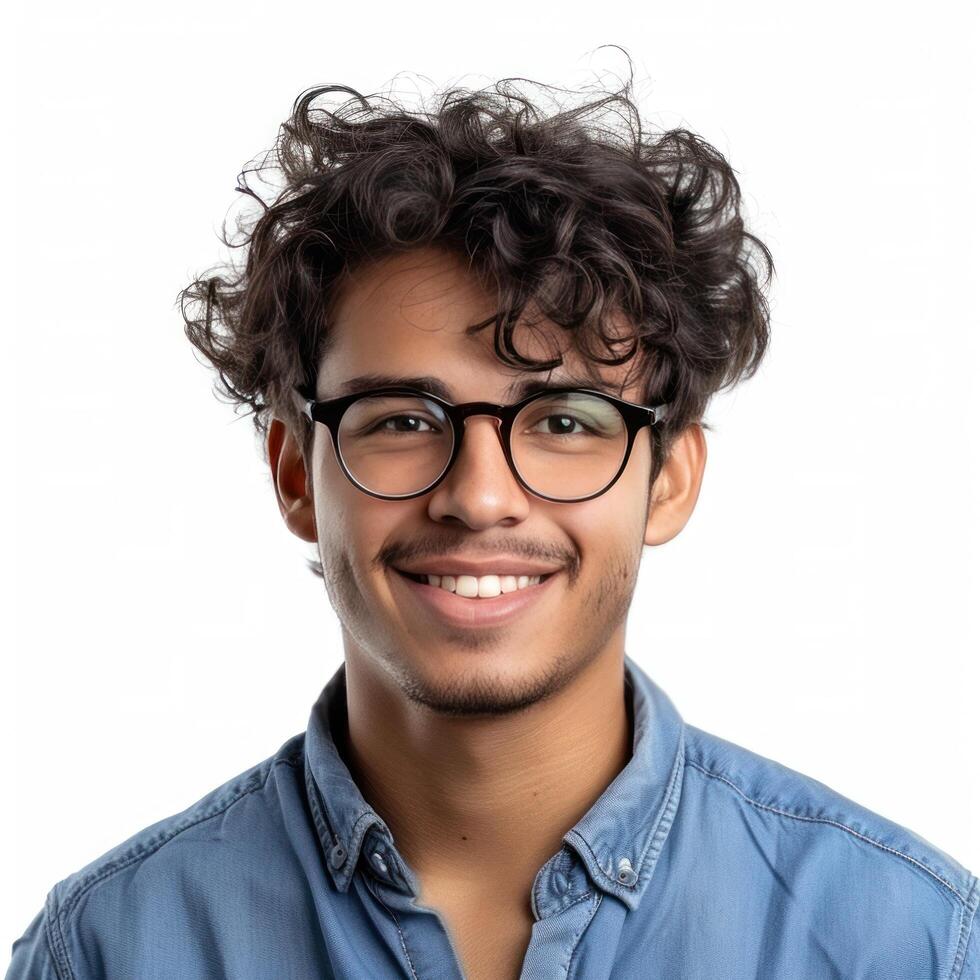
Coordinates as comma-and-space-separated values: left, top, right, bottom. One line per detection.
302, 246, 666, 717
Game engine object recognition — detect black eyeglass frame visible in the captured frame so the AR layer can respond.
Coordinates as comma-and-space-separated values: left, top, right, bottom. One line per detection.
292, 384, 671, 503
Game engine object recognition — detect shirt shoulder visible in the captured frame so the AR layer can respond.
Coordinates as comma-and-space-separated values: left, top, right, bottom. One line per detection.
678, 723, 979, 978
6, 734, 307, 980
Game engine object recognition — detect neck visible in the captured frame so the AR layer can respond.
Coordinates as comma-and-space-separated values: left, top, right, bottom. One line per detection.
339, 642, 633, 898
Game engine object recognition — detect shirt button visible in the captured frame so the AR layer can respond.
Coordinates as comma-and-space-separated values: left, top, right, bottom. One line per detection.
616, 857, 638, 886
371, 851, 389, 875
329, 842, 347, 869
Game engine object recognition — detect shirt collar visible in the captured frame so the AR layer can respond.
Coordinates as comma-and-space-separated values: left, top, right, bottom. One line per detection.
303, 653, 686, 909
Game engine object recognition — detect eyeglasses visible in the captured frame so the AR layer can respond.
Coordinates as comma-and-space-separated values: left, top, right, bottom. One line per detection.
292, 384, 670, 503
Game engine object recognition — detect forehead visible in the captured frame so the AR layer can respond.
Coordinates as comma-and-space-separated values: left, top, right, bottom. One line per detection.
316, 246, 642, 401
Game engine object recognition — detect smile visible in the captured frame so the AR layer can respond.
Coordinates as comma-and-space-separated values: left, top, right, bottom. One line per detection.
389, 567, 561, 628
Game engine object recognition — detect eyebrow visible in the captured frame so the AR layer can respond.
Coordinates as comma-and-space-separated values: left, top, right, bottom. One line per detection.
335, 373, 620, 402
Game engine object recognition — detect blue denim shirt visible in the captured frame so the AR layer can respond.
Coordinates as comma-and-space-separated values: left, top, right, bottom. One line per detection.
7, 654, 979, 979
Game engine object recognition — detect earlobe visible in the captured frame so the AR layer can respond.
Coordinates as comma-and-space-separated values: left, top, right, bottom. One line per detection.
268, 418, 318, 543
644, 423, 707, 547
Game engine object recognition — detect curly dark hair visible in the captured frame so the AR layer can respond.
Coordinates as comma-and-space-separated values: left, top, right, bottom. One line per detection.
179, 65, 773, 524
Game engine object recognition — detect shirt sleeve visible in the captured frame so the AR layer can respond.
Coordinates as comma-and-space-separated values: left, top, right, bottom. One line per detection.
4, 905, 63, 980
959, 907, 979, 980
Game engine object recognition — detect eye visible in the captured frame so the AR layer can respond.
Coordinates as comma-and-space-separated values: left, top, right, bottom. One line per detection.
529, 414, 593, 436
375, 414, 440, 434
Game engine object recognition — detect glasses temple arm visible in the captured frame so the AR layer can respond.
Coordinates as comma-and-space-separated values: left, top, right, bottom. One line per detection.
291, 386, 314, 420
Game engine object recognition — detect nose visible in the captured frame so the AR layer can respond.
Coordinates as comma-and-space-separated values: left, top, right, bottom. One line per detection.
446, 415, 517, 483
425, 414, 531, 528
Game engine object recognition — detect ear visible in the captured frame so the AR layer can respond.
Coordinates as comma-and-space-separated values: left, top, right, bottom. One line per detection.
268, 418, 317, 543
644, 423, 707, 547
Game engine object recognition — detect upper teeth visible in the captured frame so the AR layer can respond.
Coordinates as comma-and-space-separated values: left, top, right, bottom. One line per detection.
422, 574, 543, 597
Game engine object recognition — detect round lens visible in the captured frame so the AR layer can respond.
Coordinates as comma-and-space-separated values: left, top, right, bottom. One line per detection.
512, 392, 627, 500
338, 394, 453, 496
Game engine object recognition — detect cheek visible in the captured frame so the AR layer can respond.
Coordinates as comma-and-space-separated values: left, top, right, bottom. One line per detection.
556, 500, 643, 626
313, 501, 398, 625
575, 473, 649, 535
555, 496, 640, 584
311, 470, 407, 578
312, 434, 375, 532
314, 494, 391, 558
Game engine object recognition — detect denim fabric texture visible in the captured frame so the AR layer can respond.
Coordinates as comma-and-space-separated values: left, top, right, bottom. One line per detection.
7, 654, 979, 979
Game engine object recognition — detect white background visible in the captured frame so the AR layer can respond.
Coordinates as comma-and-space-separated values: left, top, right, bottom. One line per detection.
3, 0, 978, 951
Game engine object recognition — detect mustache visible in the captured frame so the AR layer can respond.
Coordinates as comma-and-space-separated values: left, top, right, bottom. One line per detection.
375, 539, 577, 575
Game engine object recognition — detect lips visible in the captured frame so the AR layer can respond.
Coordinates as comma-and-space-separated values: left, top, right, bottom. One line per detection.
388, 564, 561, 628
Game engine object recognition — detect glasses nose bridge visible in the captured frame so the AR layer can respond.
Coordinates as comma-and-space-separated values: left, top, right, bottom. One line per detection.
458, 406, 507, 454
449, 401, 513, 472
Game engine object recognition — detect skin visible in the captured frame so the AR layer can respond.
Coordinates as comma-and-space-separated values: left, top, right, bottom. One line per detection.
268, 245, 707, 979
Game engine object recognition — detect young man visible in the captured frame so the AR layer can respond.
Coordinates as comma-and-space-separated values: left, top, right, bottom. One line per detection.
7, 77, 978, 980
